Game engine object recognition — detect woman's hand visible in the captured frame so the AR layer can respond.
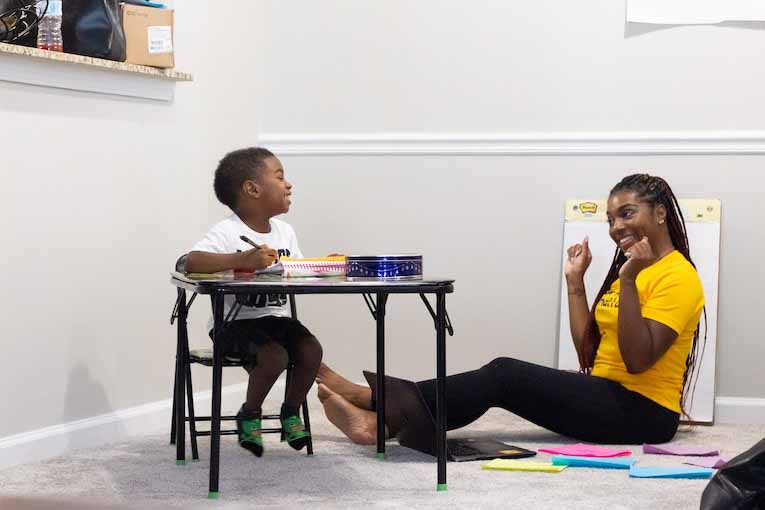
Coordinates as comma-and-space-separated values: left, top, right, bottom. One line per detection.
619, 236, 656, 281
565, 237, 592, 359
565, 236, 592, 280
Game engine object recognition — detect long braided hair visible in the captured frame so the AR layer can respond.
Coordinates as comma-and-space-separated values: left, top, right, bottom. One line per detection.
578, 174, 706, 420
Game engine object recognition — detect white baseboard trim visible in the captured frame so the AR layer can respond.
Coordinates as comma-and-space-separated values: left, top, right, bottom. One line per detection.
259, 131, 765, 156
0, 382, 256, 470
715, 396, 765, 425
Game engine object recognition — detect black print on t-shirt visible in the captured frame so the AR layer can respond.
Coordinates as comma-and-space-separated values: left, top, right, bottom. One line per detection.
236, 247, 291, 309
249, 293, 288, 308
600, 289, 619, 309
257, 248, 290, 308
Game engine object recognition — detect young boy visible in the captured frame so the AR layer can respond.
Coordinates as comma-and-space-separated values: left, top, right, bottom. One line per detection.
185, 147, 322, 457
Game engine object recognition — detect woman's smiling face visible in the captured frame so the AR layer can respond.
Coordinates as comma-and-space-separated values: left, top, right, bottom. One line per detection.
606, 190, 666, 252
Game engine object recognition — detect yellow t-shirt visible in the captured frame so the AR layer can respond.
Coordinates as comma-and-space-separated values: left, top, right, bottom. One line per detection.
591, 250, 704, 413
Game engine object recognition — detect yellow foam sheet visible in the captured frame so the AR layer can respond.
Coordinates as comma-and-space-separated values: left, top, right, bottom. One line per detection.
481, 459, 567, 473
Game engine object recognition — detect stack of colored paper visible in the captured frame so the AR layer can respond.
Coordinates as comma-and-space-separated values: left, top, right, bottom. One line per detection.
683, 457, 728, 469
643, 444, 719, 456
629, 465, 713, 479
482, 459, 566, 473
643, 443, 727, 469
538, 443, 632, 457
551, 455, 636, 469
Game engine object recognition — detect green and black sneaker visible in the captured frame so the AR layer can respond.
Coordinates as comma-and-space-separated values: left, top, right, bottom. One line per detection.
280, 414, 311, 451
236, 405, 263, 457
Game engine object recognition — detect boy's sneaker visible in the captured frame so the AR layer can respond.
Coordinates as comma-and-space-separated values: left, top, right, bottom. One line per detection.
280, 414, 311, 451
236, 405, 263, 457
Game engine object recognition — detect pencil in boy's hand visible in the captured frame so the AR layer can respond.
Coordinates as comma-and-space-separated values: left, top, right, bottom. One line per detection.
239, 235, 261, 250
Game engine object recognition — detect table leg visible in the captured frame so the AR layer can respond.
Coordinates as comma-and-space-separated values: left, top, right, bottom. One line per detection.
170, 366, 177, 444
183, 334, 199, 461
375, 292, 388, 459
174, 289, 186, 465
436, 292, 447, 491
208, 294, 224, 499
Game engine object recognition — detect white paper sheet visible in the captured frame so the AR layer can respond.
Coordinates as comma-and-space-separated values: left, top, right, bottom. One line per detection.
627, 0, 765, 24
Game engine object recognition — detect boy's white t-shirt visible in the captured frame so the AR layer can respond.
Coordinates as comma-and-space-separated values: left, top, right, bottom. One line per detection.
191, 214, 303, 331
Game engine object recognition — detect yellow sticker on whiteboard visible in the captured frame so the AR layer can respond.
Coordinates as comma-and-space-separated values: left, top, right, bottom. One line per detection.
565, 199, 607, 222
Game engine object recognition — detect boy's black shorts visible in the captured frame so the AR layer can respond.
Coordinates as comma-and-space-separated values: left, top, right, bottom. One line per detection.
208, 316, 315, 373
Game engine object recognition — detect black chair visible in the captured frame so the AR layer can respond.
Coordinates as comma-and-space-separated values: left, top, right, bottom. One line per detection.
170, 289, 313, 463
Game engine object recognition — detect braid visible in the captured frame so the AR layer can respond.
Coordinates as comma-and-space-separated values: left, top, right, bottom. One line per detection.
579, 248, 624, 373
578, 174, 707, 420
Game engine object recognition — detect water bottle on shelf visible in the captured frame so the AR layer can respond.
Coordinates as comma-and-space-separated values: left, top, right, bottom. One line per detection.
37, 0, 63, 52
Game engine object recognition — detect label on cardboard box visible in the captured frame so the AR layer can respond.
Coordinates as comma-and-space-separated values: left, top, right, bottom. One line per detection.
147, 26, 173, 54
122, 3, 175, 68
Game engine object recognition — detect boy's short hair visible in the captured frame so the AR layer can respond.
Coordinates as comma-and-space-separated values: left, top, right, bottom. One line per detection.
213, 147, 275, 210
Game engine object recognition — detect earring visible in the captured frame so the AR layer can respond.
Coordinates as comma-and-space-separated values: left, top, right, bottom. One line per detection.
659, 220, 665, 224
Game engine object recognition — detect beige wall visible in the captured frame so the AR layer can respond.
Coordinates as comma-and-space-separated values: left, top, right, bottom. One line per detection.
0, 2, 264, 437
260, 1, 765, 133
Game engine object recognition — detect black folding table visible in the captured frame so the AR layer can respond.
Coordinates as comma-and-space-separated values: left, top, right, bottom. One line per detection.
169, 272, 455, 498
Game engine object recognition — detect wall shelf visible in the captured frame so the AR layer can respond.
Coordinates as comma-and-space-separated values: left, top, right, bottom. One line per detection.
0, 42, 192, 101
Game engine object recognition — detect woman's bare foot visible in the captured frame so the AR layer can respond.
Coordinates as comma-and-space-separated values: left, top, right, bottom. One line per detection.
317, 383, 377, 445
316, 363, 373, 410
316, 381, 339, 404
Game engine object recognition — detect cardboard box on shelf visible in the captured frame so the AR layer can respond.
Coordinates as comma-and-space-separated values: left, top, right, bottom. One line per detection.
121, 3, 174, 68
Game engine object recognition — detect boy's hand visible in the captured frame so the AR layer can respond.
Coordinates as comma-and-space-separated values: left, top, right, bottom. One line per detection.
619, 236, 655, 281
239, 245, 278, 270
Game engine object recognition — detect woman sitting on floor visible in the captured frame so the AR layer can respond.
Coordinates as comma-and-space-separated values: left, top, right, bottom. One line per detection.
317, 173, 705, 446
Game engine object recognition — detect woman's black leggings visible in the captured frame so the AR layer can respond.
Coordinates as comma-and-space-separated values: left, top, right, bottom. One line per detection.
416, 357, 679, 444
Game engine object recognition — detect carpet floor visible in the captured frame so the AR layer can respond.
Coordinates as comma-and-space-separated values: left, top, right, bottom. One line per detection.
1, 390, 762, 510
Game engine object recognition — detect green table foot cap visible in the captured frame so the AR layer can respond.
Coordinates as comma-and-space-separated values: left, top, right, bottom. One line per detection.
376, 452, 386, 460
437, 483, 448, 492
208, 491, 220, 500
175, 459, 186, 466
192, 459, 200, 463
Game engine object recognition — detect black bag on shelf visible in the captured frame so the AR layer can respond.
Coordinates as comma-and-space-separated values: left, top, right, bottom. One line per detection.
0, 0, 38, 46
700, 438, 765, 510
61, 0, 125, 61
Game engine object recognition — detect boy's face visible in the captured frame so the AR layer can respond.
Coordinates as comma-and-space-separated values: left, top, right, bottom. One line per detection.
248, 156, 293, 215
